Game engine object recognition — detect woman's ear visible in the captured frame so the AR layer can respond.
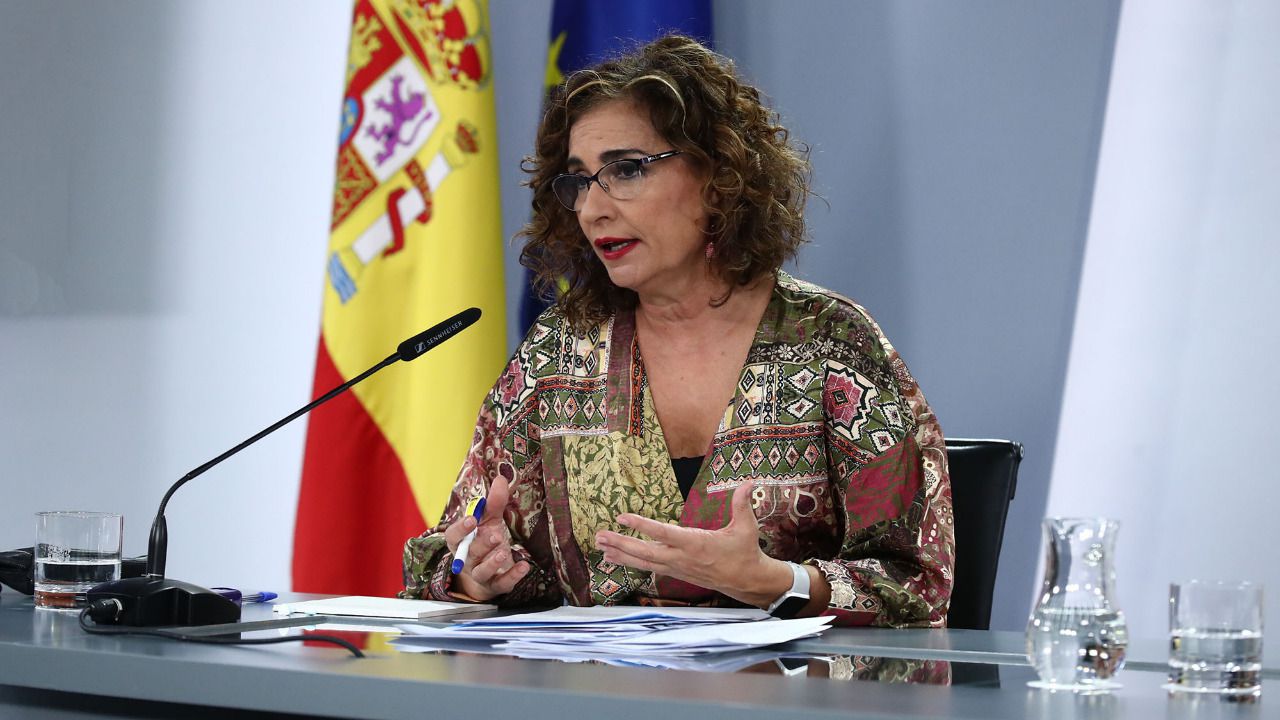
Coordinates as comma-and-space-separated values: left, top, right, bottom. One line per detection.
701, 177, 721, 215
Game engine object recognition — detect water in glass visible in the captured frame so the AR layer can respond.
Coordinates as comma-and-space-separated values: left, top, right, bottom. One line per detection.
34, 551, 122, 609
1028, 607, 1128, 687
1169, 629, 1262, 694
1166, 580, 1264, 696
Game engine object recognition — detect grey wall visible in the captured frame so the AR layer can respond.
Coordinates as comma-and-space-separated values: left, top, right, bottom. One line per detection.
3, 1, 1120, 629
493, 1, 1121, 631
492, 1, 555, 347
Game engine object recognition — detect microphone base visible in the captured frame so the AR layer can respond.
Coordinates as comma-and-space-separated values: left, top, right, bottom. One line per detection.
87, 576, 241, 626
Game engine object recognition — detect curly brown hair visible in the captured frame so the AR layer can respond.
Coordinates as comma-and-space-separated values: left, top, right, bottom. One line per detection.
518, 35, 811, 330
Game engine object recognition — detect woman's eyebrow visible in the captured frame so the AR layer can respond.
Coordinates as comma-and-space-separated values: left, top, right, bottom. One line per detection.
599, 147, 647, 163
565, 147, 649, 171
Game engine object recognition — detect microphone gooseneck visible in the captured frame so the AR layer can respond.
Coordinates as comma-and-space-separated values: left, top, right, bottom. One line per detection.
92, 308, 482, 626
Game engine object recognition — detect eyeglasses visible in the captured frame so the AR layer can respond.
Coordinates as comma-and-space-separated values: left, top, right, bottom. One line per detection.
550, 150, 683, 211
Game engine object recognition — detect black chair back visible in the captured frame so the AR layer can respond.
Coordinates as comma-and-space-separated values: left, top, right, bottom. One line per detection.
944, 438, 1022, 631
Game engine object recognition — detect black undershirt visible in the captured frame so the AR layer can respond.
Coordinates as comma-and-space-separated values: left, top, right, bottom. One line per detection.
670, 456, 704, 500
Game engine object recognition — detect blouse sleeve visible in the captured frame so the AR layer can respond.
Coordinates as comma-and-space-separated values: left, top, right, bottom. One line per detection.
400, 351, 562, 608
808, 316, 954, 628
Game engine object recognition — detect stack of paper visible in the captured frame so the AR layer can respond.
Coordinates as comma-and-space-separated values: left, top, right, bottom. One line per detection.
392, 605, 833, 665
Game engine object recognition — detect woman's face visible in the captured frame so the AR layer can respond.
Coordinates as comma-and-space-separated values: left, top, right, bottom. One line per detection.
566, 99, 709, 299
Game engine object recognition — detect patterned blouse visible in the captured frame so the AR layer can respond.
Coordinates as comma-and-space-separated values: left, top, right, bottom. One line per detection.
402, 272, 953, 627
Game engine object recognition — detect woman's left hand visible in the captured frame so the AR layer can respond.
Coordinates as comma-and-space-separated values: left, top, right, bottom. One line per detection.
594, 478, 793, 609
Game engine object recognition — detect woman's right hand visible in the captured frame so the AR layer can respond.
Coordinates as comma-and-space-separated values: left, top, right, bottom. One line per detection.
444, 475, 531, 602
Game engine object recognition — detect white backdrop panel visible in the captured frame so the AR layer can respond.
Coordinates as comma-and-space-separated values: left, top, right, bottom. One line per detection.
1049, 0, 1280, 644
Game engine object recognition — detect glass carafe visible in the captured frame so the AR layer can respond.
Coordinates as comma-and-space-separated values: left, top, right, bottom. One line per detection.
1026, 517, 1128, 691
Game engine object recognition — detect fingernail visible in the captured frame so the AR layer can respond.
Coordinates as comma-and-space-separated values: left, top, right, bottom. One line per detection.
617, 515, 632, 526
464, 517, 476, 530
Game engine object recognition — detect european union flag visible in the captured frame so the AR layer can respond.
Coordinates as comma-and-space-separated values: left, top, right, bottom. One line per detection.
518, 0, 713, 335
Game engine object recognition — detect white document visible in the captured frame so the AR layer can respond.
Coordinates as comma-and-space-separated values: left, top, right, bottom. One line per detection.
392, 605, 833, 662
398, 623, 646, 643
467, 605, 770, 626
609, 615, 833, 648
272, 596, 495, 620
499, 617, 832, 657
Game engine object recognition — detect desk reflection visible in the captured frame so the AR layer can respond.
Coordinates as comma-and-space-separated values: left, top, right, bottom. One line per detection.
284, 624, 975, 685
740, 655, 956, 685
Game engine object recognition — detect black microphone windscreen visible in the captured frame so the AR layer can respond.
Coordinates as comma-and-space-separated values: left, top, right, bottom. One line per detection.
397, 307, 482, 362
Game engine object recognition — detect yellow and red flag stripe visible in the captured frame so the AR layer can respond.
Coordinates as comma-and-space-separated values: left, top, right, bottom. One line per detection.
294, 0, 506, 597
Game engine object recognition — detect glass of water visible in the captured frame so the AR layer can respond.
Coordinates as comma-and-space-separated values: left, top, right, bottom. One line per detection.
34, 511, 123, 611
1026, 517, 1128, 692
1166, 580, 1264, 697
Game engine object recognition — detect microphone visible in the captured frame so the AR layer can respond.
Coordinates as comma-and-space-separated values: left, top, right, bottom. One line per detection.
86, 307, 483, 627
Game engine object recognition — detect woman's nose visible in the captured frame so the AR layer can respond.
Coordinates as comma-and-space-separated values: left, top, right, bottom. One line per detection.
576, 180, 615, 223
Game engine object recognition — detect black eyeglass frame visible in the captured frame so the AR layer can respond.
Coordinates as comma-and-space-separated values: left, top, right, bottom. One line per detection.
550, 150, 684, 211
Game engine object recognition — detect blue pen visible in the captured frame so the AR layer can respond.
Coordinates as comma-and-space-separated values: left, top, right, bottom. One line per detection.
450, 496, 488, 574
212, 588, 279, 604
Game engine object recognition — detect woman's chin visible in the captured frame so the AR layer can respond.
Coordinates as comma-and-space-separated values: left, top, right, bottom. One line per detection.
603, 266, 642, 292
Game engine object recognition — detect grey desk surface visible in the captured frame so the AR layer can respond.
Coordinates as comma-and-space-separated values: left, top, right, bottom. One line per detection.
0, 592, 1271, 720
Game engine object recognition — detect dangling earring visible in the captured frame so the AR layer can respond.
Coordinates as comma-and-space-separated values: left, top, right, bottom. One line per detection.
705, 240, 716, 261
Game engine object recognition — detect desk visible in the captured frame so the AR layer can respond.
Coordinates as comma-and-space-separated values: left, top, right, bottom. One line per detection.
0, 592, 1268, 719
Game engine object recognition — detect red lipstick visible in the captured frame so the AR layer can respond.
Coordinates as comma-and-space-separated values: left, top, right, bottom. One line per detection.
594, 236, 638, 261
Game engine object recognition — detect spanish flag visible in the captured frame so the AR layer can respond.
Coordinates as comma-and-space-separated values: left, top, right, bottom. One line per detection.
293, 0, 506, 597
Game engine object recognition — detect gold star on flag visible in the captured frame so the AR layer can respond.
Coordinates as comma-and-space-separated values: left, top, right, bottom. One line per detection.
545, 31, 567, 90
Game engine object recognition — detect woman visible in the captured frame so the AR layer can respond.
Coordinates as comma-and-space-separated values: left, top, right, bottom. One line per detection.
402, 36, 953, 627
